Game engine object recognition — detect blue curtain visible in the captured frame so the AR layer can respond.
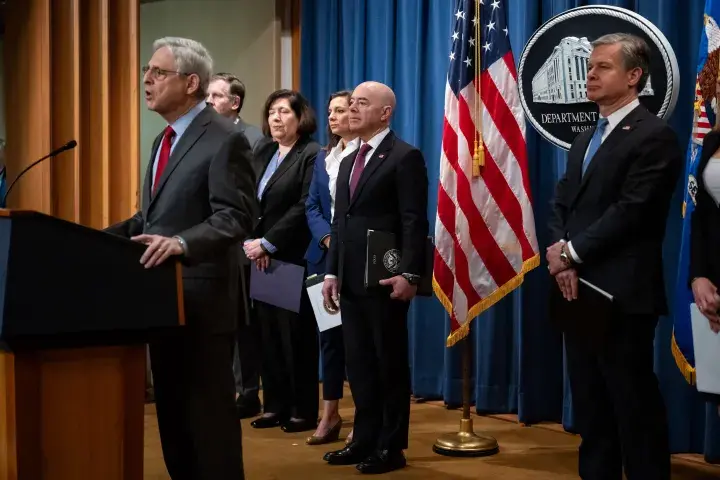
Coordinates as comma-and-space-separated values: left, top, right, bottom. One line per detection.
300, 0, 720, 461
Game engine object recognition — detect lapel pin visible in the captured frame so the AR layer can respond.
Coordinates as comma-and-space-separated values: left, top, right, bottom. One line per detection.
378, 154, 386, 159
622, 125, 631, 130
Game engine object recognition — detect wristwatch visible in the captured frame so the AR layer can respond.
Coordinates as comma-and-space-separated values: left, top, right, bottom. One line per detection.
172, 236, 188, 255
560, 244, 573, 267
401, 273, 421, 285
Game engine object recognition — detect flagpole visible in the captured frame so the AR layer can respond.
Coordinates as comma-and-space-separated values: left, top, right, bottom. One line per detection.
432, 334, 499, 457
434, 1, 499, 456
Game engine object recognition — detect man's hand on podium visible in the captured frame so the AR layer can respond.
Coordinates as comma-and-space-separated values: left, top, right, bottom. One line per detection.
131, 234, 184, 268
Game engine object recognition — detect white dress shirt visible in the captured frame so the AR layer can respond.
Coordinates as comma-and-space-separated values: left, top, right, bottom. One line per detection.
705, 157, 720, 206
567, 99, 640, 263
326, 138, 359, 221
350, 127, 391, 177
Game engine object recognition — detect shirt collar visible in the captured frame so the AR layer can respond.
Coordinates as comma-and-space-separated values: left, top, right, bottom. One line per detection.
331, 137, 359, 155
602, 98, 640, 131
360, 127, 391, 150
168, 101, 206, 138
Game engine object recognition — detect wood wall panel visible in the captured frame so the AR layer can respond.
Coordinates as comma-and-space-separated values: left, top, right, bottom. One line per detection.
50, 0, 80, 222
291, 0, 301, 90
4, 0, 139, 229
4, 0, 52, 214
107, 0, 140, 223
2, 1, 143, 478
79, 0, 106, 228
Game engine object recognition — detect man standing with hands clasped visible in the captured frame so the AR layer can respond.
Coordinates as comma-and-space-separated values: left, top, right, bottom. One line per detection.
321, 81, 428, 474
547, 33, 681, 480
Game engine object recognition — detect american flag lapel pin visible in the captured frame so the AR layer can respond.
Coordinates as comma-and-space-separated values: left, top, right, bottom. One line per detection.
378, 153, 386, 159
622, 125, 631, 130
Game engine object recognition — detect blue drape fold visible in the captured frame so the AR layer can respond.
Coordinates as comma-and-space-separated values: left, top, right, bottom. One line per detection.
301, 0, 720, 461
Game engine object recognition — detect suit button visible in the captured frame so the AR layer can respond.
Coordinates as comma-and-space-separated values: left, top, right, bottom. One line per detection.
346, 214, 351, 219
146, 222, 152, 227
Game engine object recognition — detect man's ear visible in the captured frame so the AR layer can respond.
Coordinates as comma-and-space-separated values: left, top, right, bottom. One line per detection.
627, 67, 643, 89
186, 73, 201, 97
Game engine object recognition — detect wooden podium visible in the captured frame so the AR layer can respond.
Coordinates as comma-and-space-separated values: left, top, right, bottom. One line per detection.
0, 209, 185, 480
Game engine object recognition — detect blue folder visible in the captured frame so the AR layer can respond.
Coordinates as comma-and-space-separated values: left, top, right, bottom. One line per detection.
249, 259, 305, 313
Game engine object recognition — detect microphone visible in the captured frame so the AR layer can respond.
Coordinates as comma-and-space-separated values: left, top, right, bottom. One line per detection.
2, 140, 77, 207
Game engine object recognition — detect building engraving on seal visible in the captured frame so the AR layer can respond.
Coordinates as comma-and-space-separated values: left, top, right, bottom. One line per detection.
531, 36, 654, 105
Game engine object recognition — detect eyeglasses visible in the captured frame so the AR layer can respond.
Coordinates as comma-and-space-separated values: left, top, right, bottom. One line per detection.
142, 65, 188, 80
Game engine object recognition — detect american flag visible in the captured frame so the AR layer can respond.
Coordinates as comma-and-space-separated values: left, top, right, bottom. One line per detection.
433, 0, 539, 346
693, 79, 712, 144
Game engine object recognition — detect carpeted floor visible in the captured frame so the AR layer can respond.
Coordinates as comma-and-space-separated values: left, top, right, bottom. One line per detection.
143, 385, 720, 479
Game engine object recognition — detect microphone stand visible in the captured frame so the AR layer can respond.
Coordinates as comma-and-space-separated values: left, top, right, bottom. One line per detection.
1, 140, 77, 207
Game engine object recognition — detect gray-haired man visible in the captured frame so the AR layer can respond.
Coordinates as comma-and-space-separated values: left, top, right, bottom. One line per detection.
107, 37, 256, 479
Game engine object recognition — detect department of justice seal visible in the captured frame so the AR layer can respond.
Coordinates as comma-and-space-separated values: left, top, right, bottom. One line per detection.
323, 302, 340, 315
517, 5, 680, 151
688, 175, 698, 207
383, 249, 401, 274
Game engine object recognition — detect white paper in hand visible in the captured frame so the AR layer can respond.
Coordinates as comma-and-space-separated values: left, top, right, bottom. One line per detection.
690, 303, 720, 395
306, 279, 342, 332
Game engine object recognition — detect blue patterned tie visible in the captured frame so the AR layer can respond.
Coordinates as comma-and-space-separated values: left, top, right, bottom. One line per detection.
582, 117, 609, 176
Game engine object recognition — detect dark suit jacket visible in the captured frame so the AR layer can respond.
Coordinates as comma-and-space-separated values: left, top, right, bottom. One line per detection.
106, 104, 257, 333
305, 149, 332, 272
690, 131, 720, 288
548, 104, 682, 316
253, 136, 321, 265
235, 117, 266, 154
327, 130, 429, 295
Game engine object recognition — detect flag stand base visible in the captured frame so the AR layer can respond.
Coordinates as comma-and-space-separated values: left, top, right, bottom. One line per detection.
433, 336, 500, 458
432, 418, 499, 457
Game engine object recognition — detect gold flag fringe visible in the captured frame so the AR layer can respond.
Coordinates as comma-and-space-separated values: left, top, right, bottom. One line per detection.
433, 253, 540, 347
671, 331, 696, 385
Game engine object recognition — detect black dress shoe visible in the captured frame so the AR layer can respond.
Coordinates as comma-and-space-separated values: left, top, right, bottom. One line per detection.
280, 418, 317, 433
236, 396, 261, 419
250, 414, 287, 429
324, 442, 373, 465
356, 450, 406, 474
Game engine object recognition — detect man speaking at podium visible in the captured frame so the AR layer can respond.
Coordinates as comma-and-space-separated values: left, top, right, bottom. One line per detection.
547, 33, 681, 480
106, 37, 256, 479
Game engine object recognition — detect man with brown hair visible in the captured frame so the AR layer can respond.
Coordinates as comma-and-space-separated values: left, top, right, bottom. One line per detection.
207, 71, 266, 419
547, 33, 681, 480
207, 73, 265, 152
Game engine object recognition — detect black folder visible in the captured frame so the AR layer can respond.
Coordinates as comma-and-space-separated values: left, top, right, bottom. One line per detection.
365, 230, 433, 296
549, 277, 616, 351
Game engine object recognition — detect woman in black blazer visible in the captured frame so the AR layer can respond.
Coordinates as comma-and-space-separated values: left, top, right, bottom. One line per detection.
690, 130, 720, 333
690, 125, 720, 412
244, 89, 321, 432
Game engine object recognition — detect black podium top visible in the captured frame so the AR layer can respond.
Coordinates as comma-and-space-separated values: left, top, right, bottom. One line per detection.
0, 209, 184, 350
